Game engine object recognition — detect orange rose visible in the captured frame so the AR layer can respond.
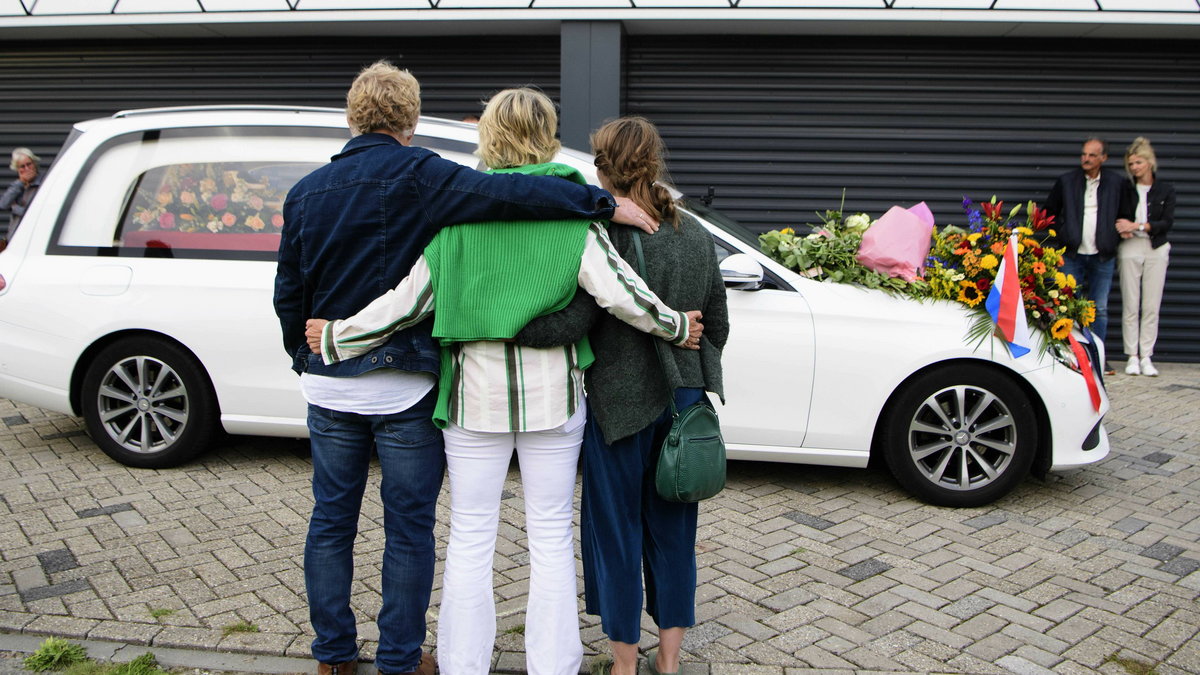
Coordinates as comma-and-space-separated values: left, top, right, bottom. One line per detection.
222, 212, 236, 226
246, 215, 265, 231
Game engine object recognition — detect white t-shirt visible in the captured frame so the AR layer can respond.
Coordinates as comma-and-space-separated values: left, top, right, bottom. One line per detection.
1079, 174, 1100, 254
300, 368, 436, 415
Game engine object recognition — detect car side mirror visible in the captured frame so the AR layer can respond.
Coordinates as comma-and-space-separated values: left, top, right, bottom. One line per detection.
720, 253, 764, 290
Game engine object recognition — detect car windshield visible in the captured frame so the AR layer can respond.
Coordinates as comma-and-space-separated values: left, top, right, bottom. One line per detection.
680, 197, 761, 250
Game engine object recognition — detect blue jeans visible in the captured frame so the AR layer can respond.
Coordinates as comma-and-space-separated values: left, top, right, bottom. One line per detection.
581, 388, 703, 644
1061, 253, 1115, 347
305, 390, 444, 673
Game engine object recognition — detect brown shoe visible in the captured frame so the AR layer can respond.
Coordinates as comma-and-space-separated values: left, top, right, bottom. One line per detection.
317, 659, 358, 675
377, 653, 435, 675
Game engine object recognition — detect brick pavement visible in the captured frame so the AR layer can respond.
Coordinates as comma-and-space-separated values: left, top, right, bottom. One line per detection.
1, 364, 1198, 674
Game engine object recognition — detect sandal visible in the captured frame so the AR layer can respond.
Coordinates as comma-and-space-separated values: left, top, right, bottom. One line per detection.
646, 649, 680, 675
588, 656, 614, 675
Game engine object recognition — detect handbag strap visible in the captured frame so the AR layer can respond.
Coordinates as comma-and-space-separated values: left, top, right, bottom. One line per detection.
631, 230, 679, 418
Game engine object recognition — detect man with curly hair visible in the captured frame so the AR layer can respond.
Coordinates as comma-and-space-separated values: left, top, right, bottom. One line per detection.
273, 61, 654, 675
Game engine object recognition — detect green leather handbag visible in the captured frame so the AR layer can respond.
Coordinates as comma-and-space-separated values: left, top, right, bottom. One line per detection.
655, 395, 727, 503
631, 231, 727, 503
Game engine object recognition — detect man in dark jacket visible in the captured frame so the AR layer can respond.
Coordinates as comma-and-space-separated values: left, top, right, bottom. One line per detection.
1045, 137, 1123, 367
273, 61, 653, 675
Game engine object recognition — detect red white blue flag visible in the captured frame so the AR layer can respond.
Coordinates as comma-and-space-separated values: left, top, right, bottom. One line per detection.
984, 234, 1033, 358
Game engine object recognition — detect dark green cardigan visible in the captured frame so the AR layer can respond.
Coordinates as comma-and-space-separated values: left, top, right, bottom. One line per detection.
518, 212, 728, 444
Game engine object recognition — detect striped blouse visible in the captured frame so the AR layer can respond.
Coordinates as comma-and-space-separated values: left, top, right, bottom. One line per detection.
320, 222, 689, 433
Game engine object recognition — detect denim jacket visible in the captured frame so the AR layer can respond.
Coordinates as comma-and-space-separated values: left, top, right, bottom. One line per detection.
273, 132, 617, 377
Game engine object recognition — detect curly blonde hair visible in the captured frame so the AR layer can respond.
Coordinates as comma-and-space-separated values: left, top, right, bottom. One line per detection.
345, 61, 420, 137
476, 88, 561, 169
1125, 136, 1158, 177
591, 116, 679, 228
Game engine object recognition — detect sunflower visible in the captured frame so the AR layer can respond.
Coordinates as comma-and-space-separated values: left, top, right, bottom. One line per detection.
1080, 305, 1096, 326
1031, 261, 1047, 274
958, 281, 984, 307
1051, 318, 1073, 340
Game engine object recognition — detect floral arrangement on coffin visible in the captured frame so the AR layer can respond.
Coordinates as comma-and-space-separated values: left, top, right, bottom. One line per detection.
127, 162, 287, 235
759, 196, 1097, 351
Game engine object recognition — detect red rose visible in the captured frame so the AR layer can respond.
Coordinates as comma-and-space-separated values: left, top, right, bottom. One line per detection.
210, 193, 228, 210
158, 212, 176, 229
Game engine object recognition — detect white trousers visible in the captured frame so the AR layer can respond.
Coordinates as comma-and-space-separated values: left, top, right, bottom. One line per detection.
1118, 238, 1170, 359
436, 405, 586, 675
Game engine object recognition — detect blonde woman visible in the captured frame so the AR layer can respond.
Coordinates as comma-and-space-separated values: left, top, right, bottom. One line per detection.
306, 89, 702, 675
1115, 137, 1175, 376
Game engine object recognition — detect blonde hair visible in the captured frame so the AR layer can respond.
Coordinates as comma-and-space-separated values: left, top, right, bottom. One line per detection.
1125, 136, 1158, 177
345, 61, 421, 136
591, 116, 679, 228
476, 88, 561, 169
10, 147, 39, 171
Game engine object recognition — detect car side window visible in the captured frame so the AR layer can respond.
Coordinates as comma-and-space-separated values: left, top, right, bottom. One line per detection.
121, 161, 316, 253
51, 127, 346, 259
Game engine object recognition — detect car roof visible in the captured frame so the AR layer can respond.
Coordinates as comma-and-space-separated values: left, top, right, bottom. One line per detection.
71, 105, 478, 142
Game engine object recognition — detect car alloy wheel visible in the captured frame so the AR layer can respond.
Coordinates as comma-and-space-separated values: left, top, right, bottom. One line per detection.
883, 363, 1037, 507
82, 337, 217, 468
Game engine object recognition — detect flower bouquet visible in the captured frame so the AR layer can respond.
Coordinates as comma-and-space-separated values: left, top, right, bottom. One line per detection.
926, 197, 1094, 350
759, 195, 1096, 354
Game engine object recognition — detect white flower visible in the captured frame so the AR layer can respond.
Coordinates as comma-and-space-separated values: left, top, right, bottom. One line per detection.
951, 273, 965, 282
1048, 290, 1059, 299
844, 213, 871, 231
1032, 311, 1041, 319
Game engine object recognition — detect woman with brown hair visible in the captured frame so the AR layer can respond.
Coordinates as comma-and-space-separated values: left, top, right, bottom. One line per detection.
524, 116, 729, 675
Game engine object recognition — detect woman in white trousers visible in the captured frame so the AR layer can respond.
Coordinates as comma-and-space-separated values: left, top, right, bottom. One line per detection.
1115, 137, 1176, 377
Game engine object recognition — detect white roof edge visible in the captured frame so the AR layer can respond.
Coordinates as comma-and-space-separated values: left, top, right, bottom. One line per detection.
2, 8, 1200, 28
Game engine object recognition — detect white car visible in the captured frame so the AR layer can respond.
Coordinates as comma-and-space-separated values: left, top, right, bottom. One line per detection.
0, 106, 1110, 507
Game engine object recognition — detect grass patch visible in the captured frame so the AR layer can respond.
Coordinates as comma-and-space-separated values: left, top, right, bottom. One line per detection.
148, 608, 175, 619
221, 620, 260, 637
791, 547, 807, 555
1104, 651, 1159, 675
24, 640, 169, 675
24, 638, 89, 672
502, 624, 525, 635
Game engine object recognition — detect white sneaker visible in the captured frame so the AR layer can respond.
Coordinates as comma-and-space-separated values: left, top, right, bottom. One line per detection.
1140, 357, 1159, 377
1125, 357, 1140, 375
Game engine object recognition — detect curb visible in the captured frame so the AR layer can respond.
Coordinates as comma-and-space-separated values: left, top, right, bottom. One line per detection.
0, 632, 310, 675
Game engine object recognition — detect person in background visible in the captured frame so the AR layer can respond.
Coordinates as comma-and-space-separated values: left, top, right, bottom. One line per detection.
1115, 137, 1175, 377
519, 116, 729, 675
1, 147, 41, 244
1044, 137, 1124, 374
306, 88, 702, 675
273, 63, 656, 675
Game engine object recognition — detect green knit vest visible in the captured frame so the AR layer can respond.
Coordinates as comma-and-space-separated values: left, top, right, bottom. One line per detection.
422, 162, 595, 427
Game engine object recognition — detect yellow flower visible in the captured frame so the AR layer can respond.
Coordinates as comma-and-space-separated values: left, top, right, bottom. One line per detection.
958, 281, 984, 307
1015, 227, 1033, 236
1066, 274, 1077, 289
967, 233, 983, 243
980, 254, 999, 270
780, 227, 795, 235
1048, 229, 1057, 238
1051, 318, 1073, 340
1055, 272, 1067, 288
1080, 304, 1095, 326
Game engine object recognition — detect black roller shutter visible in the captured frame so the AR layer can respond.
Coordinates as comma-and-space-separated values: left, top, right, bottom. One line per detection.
626, 35, 1200, 363
0, 35, 559, 182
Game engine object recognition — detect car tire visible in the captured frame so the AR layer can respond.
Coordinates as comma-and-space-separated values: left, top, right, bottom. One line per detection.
881, 364, 1037, 507
81, 337, 218, 469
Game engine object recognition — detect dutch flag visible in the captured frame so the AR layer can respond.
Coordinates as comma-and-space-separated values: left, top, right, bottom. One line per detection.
985, 233, 1033, 358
